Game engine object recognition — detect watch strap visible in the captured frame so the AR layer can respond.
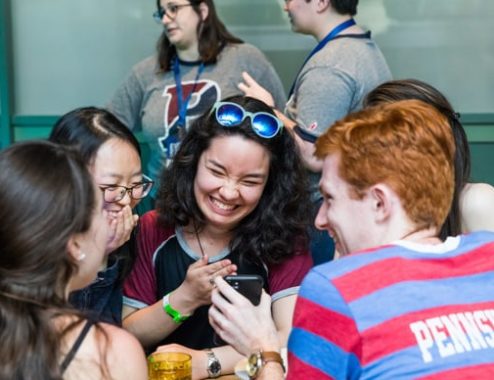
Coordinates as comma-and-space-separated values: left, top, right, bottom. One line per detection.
260, 351, 285, 373
162, 293, 190, 324
293, 124, 318, 143
248, 350, 285, 379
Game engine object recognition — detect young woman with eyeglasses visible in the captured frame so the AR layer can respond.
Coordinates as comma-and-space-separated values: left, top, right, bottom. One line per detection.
0, 141, 147, 380
122, 96, 313, 379
49, 107, 153, 326
108, 0, 286, 203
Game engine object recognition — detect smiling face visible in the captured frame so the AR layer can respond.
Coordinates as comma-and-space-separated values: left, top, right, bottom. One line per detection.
315, 154, 376, 256
193, 135, 270, 233
90, 138, 143, 215
159, 0, 206, 55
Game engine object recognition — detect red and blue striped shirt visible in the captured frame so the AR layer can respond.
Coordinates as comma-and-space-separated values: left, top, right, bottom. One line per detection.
287, 231, 494, 379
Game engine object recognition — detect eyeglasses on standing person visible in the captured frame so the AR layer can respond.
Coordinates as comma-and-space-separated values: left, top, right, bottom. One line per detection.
152, 2, 193, 23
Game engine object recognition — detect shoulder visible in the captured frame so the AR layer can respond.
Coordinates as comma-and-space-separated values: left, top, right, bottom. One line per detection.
140, 210, 173, 236
221, 42, 267, 61
137, 211, 175, 261
116, 55, 160, 91
268, 250, 313, 298
62, 319, 147, 380
460, 182, 494, 233
140, 209, 160, 227
132, 55, 158, 72
98, 323, 148, 379
311, 36, 387, 71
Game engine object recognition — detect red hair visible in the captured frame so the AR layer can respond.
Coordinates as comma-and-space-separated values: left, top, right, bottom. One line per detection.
315, 100, 455, 231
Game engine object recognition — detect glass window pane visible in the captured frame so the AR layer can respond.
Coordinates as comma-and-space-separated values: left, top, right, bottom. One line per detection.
10, 0, 494, 115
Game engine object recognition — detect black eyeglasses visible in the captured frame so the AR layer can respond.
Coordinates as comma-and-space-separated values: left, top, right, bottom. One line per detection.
99, 181, 154, 203
153, 3, 193, 23
212, 102, 284, 139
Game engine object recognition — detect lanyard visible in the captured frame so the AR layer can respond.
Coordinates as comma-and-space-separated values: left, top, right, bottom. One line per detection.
173, 57, 205, 128
288, 18, 356, 98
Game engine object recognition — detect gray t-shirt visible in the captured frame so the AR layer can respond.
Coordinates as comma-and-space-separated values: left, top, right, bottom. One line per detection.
286, 34, 392, 200
108, 43, 286, 189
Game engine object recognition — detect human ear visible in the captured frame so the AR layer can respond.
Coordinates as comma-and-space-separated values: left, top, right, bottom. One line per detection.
66, 235, 86, 262
317, 0, 332, 12
369, 184, 393, 223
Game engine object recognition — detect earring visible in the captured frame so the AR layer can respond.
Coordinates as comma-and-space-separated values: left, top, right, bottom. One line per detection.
77, 251, 86, 261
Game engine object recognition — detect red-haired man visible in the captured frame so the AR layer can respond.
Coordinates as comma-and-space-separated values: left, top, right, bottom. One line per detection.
210, 100, 494, 379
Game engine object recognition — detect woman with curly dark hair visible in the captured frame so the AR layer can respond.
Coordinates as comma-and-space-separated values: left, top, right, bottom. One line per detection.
0, 141, 146, 379
122, 96, 312, 379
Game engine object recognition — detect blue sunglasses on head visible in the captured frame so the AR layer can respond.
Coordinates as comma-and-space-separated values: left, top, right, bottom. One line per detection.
212, 102, 283, 139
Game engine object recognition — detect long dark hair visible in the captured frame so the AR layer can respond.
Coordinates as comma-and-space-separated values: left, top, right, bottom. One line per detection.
155, 0, 243, 72
156, 96, 311, 264
49, 106, 140, 280
364, 79, 470, 239
0, 141, 108, 379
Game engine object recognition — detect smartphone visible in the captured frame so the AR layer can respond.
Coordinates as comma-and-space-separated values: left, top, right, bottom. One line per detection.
213, 274, 264, 346
224, 274, 264, 306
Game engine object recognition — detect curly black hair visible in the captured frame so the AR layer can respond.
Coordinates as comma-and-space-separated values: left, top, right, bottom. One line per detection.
156, 96, 311, 264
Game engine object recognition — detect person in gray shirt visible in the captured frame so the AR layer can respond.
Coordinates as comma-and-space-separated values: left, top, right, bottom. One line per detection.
240, 0, 392, 264
108, 0, 286, 199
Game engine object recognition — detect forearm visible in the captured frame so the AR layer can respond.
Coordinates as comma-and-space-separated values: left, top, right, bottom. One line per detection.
123, 301, 181, 348
123, 288, 200, 348
209, 346, 245, 378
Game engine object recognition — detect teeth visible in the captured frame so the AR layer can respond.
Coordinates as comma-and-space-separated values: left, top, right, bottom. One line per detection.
211, 198, 235, 211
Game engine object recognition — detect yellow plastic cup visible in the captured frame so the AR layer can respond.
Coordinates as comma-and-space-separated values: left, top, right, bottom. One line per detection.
147, 351, 192, 380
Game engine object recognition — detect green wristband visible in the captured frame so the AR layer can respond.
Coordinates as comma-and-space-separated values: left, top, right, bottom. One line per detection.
162, 293, 190, 324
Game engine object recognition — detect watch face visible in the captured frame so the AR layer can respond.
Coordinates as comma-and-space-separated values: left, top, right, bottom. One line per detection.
247, 353, 260, 377
207, 353, 221, 377
209, 360, 221, 375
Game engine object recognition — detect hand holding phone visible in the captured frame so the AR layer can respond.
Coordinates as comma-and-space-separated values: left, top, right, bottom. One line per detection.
224, 274, 264, 306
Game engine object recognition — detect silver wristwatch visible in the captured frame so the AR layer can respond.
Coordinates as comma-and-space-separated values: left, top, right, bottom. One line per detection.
206, 349, 221, 378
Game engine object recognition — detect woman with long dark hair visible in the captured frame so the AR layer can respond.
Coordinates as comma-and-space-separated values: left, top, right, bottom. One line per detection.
0, 141, 146, 379
122, 96, 312, 379
108, 0, 286, 201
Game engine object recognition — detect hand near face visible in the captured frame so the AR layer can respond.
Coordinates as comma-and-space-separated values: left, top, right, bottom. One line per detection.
209, 277, 280, 356
177, 255, 237, 310
238, 71, 275, 108
105, 205, 139, 254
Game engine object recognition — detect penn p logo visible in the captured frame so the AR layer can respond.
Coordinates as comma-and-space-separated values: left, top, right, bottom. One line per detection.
159, 80, 220, 162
